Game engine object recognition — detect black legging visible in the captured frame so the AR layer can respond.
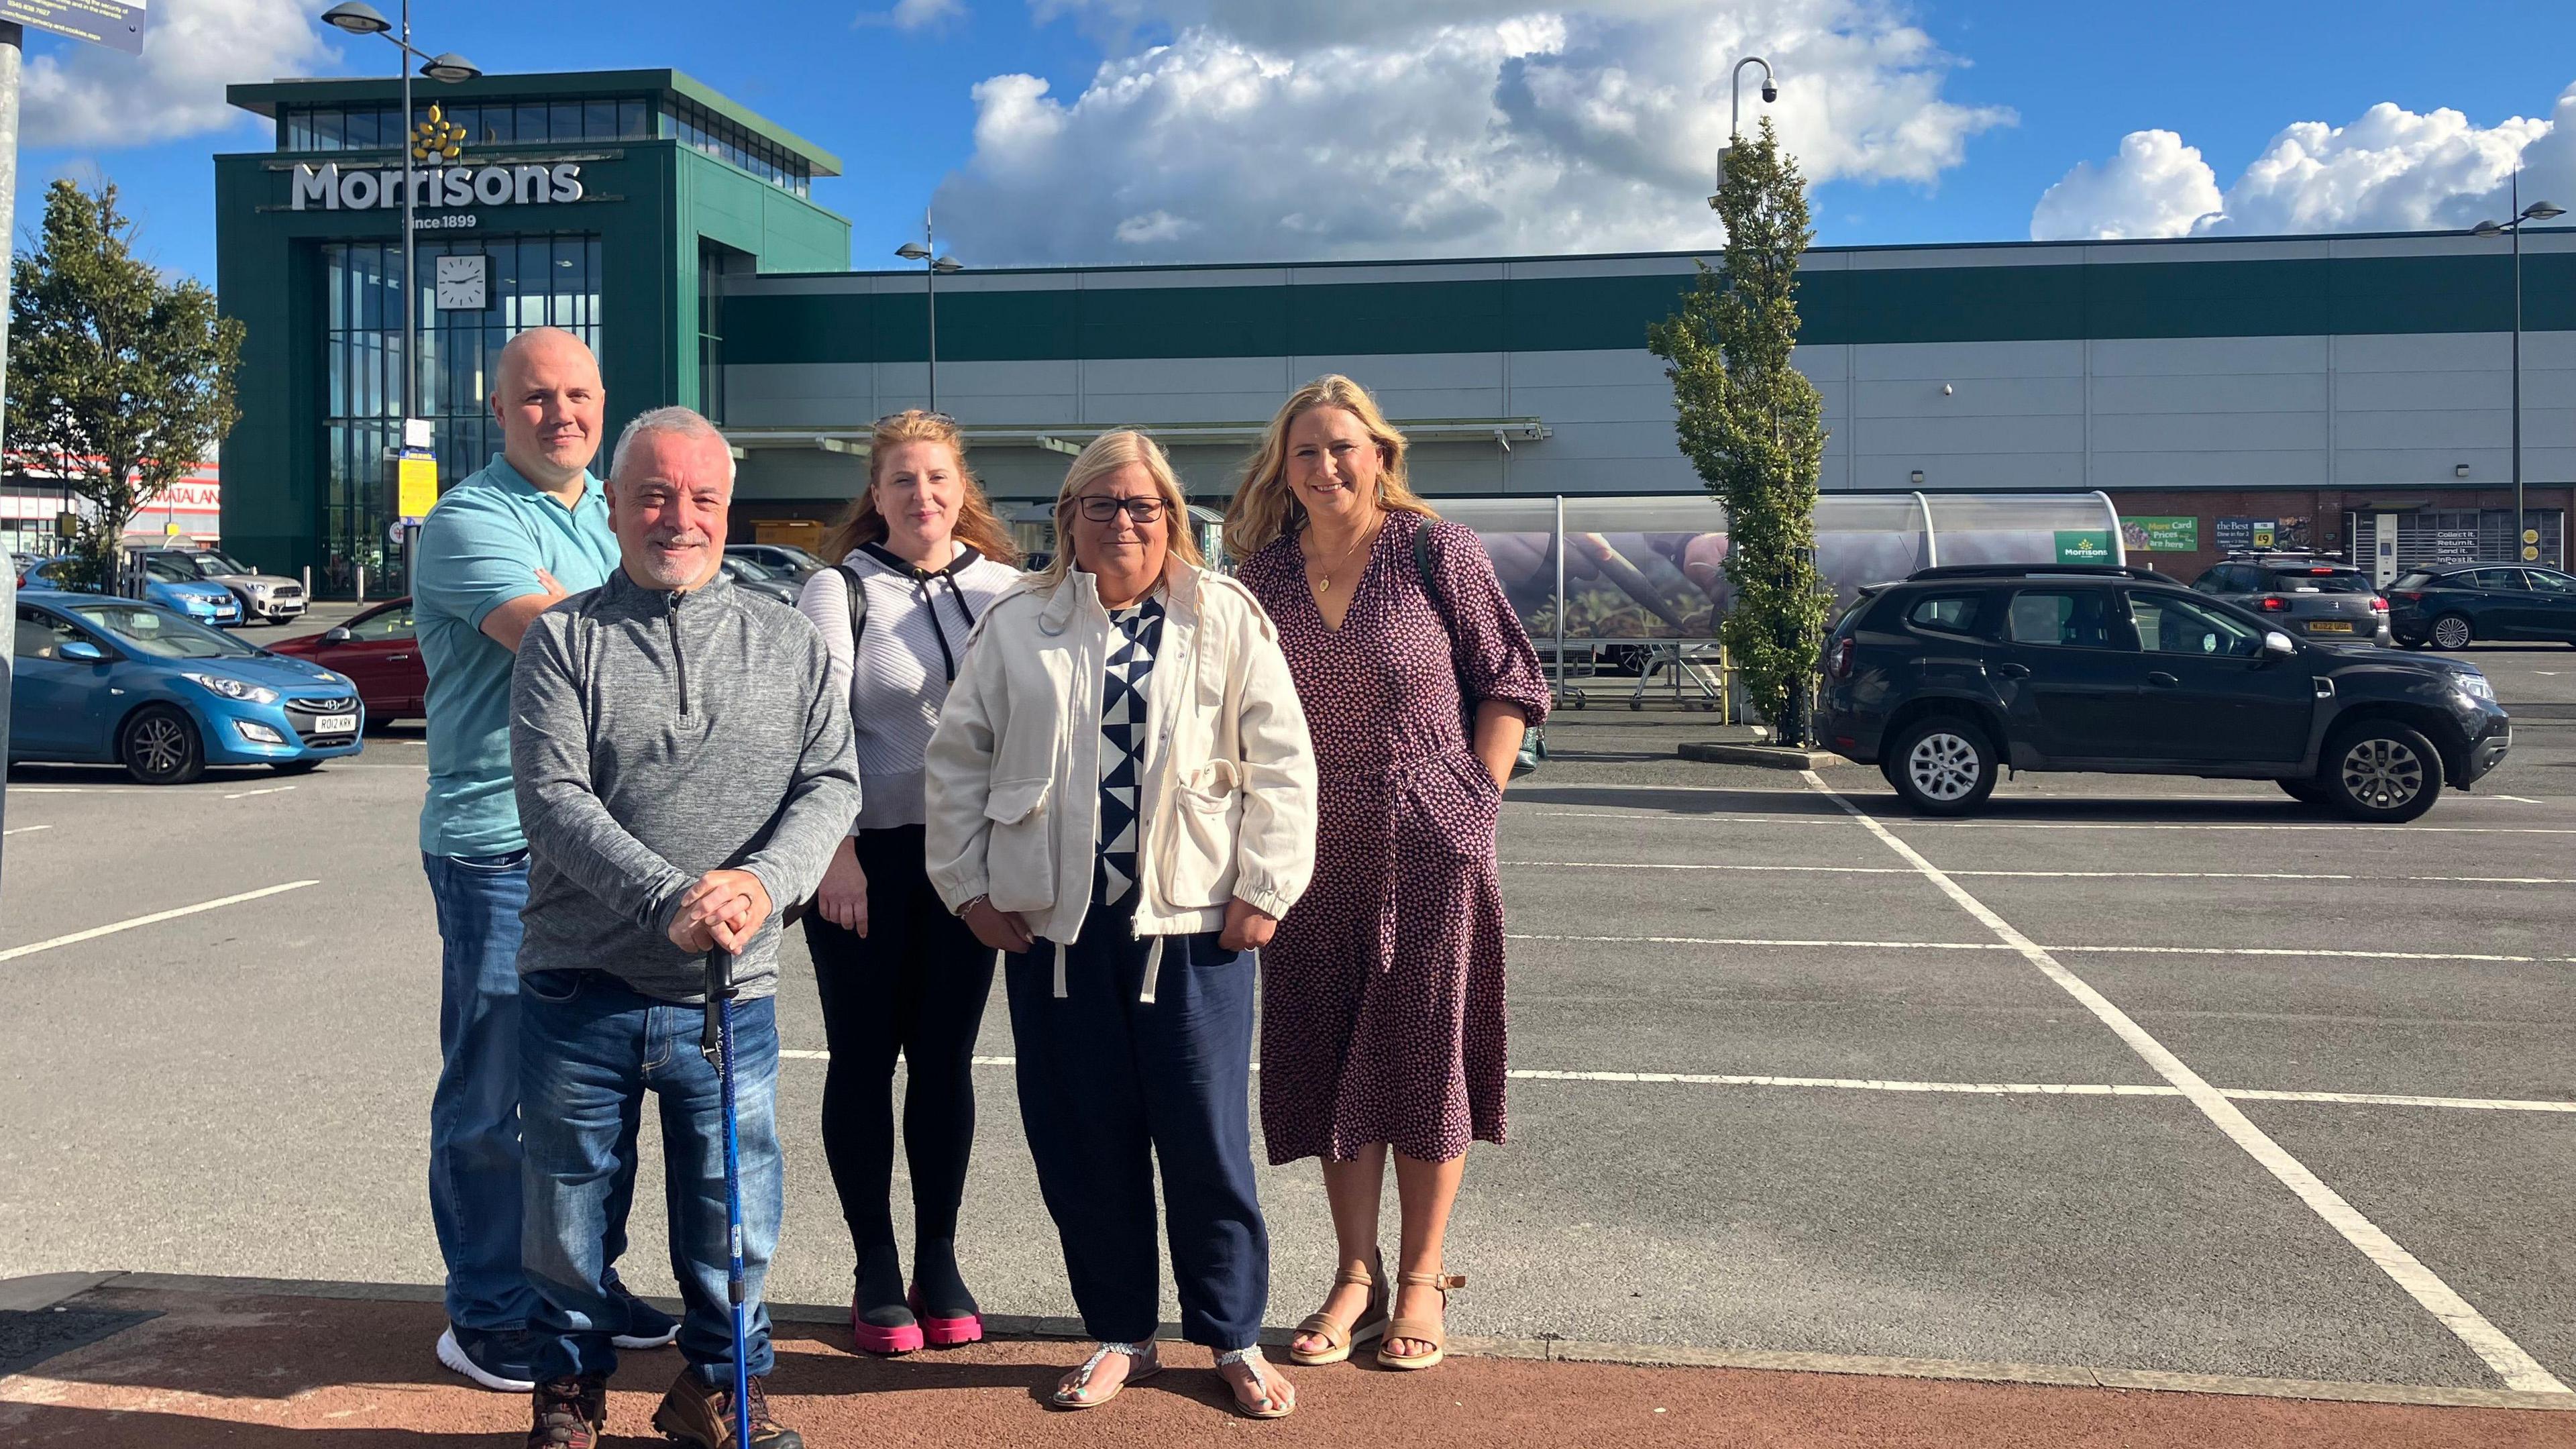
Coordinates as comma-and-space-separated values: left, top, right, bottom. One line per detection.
802, 825, 996, 1259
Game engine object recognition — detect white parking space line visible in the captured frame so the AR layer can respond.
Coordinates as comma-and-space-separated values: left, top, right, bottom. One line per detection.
0, 881, 319, 963
1508, 932, 2576, 965
221, 786, 297, 800
3, 825, 51, 836
773, 1051, 2574, 1114
1504, 860, 2576, 886
1517, 808, 2576, 836
1798, 769, 2569, 1396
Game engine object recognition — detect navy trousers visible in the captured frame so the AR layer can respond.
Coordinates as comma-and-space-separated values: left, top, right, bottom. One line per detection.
1005, 923, 1269, 1351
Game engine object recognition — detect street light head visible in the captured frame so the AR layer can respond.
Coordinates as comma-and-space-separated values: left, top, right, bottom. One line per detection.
419, 52, 481, 83
2472, 219, 2506, 236
2526, 201, 2567, 221
1761, 83, 1778, 103
320, 1, 392, 35
896, 241, 932, 261
932, 256, 962, 274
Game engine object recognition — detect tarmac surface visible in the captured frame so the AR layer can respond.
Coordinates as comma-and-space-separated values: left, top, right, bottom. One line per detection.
3, 631, 2573, 1440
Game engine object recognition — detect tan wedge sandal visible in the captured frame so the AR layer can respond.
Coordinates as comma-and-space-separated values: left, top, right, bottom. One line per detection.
1376, 1269, 1464, 1371
1287, 1250, 1389, 1366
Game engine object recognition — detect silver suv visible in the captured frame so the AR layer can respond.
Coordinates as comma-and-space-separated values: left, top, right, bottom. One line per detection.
144, 547, 307, 625
2188, 551, 2388, 645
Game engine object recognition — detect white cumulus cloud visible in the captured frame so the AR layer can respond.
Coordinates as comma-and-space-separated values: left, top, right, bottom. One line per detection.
862, 0, 968, 31
2029, 130, 2221, 240
938, 0, 2015, 264
23, 0, 332, 148
2034, 83, 2576, 241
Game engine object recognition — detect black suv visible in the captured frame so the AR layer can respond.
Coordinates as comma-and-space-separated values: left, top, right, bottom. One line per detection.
1815, 566, 2510, 822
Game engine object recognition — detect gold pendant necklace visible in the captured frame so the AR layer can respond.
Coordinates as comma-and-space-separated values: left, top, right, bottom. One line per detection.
1314, 517, 1383, 596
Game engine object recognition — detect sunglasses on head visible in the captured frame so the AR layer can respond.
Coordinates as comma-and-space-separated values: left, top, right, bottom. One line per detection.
873, 409, 959, 429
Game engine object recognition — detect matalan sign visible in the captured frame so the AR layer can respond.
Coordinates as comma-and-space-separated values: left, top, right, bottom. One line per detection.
292, 161, 585, 211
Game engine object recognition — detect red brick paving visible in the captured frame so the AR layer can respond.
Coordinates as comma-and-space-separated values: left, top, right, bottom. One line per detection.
2, 1287, 2570, 1448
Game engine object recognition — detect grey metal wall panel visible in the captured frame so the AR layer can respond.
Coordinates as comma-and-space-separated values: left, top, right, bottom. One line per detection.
2092, 372, 2327, 413
2091, 411, 2326, 452
1854, 376, 2084, 419
1851, 340, 2085, 380
2088, 335, 2329, 375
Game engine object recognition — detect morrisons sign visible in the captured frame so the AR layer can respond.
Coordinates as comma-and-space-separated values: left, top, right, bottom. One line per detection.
290, 160, 585, 211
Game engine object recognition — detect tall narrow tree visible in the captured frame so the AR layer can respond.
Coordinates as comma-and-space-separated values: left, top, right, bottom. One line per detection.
9, 180, 244, 588
1648, 118, 1830, 746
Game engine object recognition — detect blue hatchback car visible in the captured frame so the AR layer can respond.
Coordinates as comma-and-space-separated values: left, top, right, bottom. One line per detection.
23, 553, 244, 627
12, 594, 365, 784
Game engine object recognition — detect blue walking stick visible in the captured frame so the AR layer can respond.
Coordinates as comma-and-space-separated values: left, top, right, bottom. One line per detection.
700, 947, 753, 1449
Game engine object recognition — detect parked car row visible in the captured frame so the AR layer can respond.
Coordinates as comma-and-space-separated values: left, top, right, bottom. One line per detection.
15, 547, 309, 628
1818, 564, 2508, 823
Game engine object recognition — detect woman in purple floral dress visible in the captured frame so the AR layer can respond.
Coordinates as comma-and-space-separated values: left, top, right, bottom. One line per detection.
1226, 375, 1550, 1373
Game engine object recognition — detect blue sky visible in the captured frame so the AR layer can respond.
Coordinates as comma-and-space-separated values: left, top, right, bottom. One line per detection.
13, 0, 2573, 287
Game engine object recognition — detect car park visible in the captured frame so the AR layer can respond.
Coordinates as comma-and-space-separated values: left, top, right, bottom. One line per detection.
11, 594, 364, 784
23, 553, 244, 627
718, 553, 804, 604
2188, 551, 2390, 645
266, 598, 424, 725
142, 547, 308, 625
1817, 564, 2508, 823
724, 543, 824, 582
2386, 563, 2576, 649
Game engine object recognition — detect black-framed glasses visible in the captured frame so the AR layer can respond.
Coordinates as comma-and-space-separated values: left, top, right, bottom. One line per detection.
1075, 496, 1167, 524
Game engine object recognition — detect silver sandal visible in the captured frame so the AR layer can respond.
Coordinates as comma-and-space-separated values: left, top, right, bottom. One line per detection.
1050, 1340, 1161, 1410
1216, 1345, 1295, 1421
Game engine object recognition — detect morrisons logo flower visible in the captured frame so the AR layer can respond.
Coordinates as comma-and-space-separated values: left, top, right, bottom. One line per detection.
412, 107, 466, 163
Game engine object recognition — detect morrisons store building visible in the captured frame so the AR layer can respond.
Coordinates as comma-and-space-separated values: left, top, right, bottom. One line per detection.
218, 68, 2573, 594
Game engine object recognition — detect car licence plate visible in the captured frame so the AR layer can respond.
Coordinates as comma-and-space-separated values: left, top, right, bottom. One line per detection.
2308, 621, 2354, 633
316, 713, 358, 733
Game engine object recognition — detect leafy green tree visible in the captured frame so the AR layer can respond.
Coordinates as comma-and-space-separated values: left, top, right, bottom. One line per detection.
9, 180, 243, 589
1648, 118, 1830, 746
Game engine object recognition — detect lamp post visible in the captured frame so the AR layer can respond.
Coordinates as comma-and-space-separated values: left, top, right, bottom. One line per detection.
896, 209, 962, 412
321, 1, 479, 574
2472, 169, 2565, 564
1713, 56, 1777, 197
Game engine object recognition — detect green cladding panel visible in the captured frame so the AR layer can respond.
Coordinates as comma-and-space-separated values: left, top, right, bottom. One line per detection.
721, 252, 2576, 367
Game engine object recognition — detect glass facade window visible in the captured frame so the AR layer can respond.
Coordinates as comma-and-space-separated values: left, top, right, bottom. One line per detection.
317, 235, 604, 596
280, 97, 653, 151
661, 99, 811, 196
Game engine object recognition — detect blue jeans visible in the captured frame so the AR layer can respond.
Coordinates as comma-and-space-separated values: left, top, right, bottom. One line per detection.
521, 968, 783, 1386
425, 851, 643, 1336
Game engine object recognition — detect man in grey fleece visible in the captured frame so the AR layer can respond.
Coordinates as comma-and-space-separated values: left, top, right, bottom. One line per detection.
509, 406, 857, 1449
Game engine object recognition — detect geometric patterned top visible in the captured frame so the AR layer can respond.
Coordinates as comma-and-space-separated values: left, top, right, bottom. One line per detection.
1093, 593, 1165, 907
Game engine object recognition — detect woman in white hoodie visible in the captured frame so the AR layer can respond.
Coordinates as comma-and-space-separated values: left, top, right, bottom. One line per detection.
925, 429, 1318, 1420
794, 409, 1020, 1357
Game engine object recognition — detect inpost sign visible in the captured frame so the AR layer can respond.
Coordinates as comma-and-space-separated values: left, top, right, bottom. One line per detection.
288, 107, 585, 215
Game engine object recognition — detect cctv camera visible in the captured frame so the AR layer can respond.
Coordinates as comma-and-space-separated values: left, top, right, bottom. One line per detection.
1761, 83, 1778, 103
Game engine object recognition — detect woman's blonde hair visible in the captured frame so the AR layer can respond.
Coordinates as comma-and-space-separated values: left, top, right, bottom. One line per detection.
1224, 374, 1436, 561
820, 409, 1021, 567
1036, 429, 1204, 590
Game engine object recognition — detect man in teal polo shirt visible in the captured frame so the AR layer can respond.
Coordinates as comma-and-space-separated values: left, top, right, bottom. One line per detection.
413, 326, 675, 1390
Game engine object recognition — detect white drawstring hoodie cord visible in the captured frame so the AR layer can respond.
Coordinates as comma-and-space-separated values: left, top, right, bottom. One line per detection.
1046, 933, 1167, 1002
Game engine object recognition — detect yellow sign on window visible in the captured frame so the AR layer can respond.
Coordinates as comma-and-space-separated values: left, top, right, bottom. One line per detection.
397, 455, 440, 521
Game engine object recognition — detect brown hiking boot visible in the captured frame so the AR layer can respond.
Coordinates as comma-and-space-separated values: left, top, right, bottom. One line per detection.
651, 1371, 803, 1448
525, 1376, 606, 1448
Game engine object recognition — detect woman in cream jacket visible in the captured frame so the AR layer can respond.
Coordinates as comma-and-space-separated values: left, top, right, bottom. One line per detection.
924, 429, 1318, 1420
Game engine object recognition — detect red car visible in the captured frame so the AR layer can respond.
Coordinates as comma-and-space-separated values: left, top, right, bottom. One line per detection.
268, 598, 425, 724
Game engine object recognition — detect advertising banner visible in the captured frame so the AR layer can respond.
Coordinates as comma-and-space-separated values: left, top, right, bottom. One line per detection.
2121, 516, 2198, 552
